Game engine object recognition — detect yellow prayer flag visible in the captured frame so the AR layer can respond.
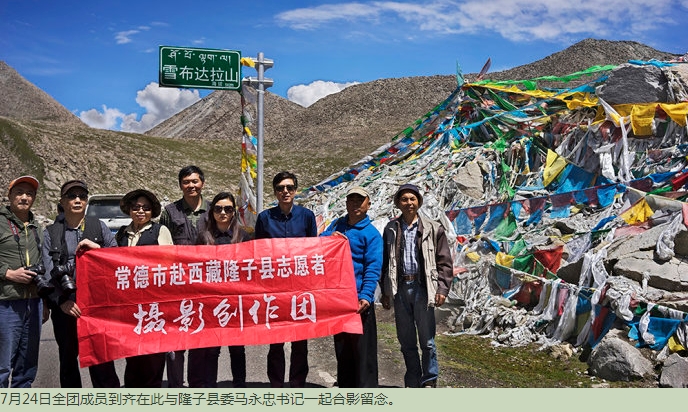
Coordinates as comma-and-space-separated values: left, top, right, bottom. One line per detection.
495, 252, 515, 268
660, 102, 688, 127
465, 252, 481, 263
668, 335, 686, 353
620, 198, 654, 224
630, 104, 655, 136
543, 150, 567, 187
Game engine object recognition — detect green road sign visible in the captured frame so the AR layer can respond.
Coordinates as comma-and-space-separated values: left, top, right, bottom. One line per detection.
159, 46, 241, 90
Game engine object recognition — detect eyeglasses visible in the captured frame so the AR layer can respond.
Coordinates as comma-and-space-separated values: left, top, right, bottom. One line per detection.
275, 184, 296, 193
213, 205, 235, 214
131, 204, 152, 212
64, 193, 88, 200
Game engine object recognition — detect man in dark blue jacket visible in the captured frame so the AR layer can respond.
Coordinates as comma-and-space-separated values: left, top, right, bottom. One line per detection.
321, 186, 382, 388
254, 171, 317, 388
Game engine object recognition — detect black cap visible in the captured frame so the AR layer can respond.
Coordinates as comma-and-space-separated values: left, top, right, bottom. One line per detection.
60, 180, 88, 196
394, 183, 423, 207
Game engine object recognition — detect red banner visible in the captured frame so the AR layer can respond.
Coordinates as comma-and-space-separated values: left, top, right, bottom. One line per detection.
76, 237, 361, 367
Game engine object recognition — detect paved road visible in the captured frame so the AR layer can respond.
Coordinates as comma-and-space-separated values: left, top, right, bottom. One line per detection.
33, 304, 407, 388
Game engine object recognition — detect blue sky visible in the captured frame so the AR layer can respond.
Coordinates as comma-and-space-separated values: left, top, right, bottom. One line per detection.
2, 0, 687, 132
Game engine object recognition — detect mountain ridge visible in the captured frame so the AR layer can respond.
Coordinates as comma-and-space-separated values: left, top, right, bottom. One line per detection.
0, 38, 680, 218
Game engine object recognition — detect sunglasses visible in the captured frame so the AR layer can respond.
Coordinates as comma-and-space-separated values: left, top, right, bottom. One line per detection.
213, 205, 235, 214
131, 204, 152, 212
65, 193, 88, 200
275, 184, 296, 193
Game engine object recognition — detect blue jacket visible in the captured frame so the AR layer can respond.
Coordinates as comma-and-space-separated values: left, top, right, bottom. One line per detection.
322, 215, 382, 304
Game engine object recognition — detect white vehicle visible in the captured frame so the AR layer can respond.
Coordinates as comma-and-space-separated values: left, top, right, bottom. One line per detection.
85, 194, 132, 234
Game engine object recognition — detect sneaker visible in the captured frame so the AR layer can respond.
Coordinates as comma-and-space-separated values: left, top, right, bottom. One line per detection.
422, 380, 437, 388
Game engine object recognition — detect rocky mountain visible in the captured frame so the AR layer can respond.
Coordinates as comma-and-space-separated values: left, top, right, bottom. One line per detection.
148, 39, 679, 156
0, 61, 82, 124
0, 38, 680, 219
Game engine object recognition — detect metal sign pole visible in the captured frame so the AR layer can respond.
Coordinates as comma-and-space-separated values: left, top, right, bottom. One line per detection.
243, 53, 273, 214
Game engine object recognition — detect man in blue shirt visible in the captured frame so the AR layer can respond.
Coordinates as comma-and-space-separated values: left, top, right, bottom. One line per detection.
254, 171, 317, 388
321, 186, 382, 388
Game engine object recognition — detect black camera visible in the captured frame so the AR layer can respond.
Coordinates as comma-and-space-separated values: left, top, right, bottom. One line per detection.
51, 261, 76, 293
25, 263, 54, 298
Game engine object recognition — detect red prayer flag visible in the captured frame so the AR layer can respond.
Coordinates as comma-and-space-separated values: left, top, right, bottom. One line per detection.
76, 237, 361, 367
533, 244, 564, 274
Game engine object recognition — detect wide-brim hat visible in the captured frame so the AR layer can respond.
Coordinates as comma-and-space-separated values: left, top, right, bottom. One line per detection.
7, 175, 39, 195
120, 189, 161, 218
394, 183, 423, 207
60, 179, 88, 196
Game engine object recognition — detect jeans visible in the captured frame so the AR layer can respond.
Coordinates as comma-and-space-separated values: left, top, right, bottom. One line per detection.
0, 298, 42, 388
394, 280, 438, 387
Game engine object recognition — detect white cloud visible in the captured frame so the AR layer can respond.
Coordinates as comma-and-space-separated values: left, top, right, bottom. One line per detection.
114, 25, 151, 44
79, 83, 201, 133
276, 0, 677, 42
122, 83, 201, 133
79, 105, 125, 129
287, 80, 359, 107
277, 3, 380, 30
115, 30, 139, 44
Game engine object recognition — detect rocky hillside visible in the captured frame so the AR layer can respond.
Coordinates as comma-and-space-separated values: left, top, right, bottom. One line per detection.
147, 39, 679, 174
0, 61, 82, 124
0, 38, 680, 218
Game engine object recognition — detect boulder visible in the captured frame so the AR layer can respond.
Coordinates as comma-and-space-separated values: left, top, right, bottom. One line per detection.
612, 251, 688, 292
673, 229, 688, 257
453, 161, 484, 200
588, 330, 655, 381
605, 224, 664, 262
556, 258, 583, 284
659, 353, 688, 388
596, 64, 669, 104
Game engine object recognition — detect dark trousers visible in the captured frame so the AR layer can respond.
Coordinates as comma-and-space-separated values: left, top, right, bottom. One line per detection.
187, 346, 247, 388
51, 306, 120, 388
165, 350, 185, 387
228, 346, 247, 387
188, 347, 219, 388
124, 352, 165, 388
267, 340, 308, 387
334, 305, 378, 388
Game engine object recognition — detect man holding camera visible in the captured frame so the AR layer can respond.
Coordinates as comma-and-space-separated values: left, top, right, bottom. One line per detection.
0, 176, 44, 388
42, 180, 120, 387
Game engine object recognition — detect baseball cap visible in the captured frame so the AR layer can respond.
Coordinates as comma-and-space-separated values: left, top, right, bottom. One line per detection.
347, 186, 370, 198
60, 180, 89, 196
8, 175, 39, 194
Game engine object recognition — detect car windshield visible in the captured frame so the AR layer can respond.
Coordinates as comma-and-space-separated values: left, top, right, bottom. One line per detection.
86, 200, 129, 219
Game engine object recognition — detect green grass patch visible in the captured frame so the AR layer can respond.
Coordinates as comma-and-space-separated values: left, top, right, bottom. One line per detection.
376, 314, 655, 388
